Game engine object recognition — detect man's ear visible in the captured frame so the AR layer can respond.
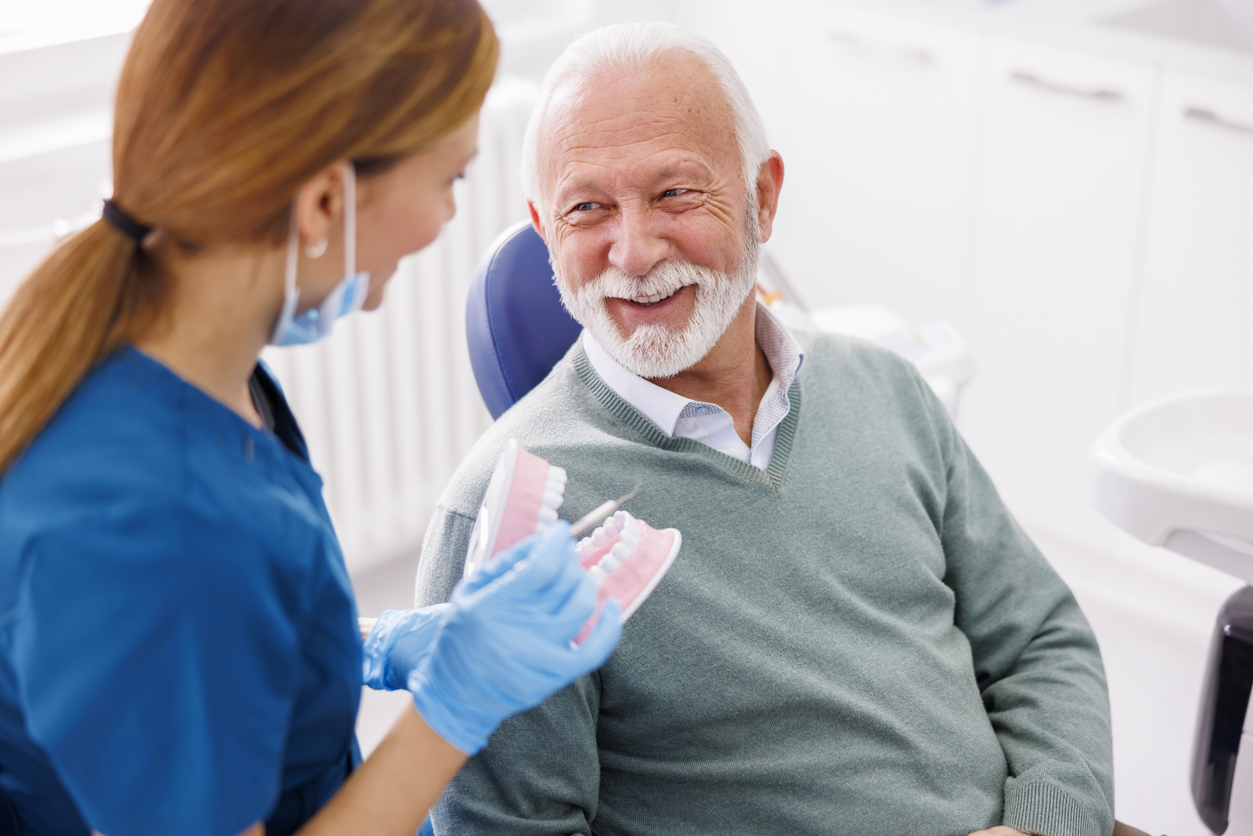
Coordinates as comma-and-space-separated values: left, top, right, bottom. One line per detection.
528, 201, 548, 244
754, 151, 785, 243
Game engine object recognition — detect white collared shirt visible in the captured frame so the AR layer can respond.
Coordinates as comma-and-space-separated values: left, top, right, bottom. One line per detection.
582, 303, 805, 470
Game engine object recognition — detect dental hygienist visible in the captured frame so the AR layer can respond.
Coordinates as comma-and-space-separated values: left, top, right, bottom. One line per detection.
0, 1, 621, 835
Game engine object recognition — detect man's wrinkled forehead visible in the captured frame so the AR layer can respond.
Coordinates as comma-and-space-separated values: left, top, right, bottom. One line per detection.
536, 55, 739, 196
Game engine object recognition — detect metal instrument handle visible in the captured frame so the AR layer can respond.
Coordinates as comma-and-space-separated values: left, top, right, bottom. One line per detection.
570, 485, 640, 539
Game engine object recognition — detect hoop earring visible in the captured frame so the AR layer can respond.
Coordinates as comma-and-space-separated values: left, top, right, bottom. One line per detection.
305, 238, 328, 259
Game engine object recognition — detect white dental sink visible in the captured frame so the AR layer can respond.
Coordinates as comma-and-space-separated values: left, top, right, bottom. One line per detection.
1093, 391, 1253, 584
1101, 0, 1253, 56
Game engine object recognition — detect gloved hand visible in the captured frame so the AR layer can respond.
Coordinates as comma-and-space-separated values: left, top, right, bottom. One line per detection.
361, 537, 531, 691
361, 605, 451, 691
408, 520, 622, 755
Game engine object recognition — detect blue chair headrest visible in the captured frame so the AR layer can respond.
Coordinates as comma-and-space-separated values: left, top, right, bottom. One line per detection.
466, 221, 584, 419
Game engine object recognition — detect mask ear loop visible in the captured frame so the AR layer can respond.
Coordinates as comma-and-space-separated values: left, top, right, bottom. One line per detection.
268, 202, 304, 346
285, 201, 301, 300
343, 163, 356, 280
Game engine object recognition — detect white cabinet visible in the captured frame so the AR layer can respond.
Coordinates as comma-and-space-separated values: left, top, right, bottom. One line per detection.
774, 1, 981, 324
960, 40, 1156, 550
1127, 69, 1253, 406
673, 0, 789, 151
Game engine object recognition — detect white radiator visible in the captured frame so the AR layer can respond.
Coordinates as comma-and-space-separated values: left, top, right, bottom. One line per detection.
0, 75, 540, 574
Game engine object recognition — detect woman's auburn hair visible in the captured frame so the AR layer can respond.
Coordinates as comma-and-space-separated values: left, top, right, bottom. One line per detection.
0, 0, 498, 474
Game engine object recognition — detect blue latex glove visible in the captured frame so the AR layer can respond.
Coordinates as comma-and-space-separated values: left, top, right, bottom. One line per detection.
409, 521, 622, 754
361, 605, 451, 691
360, 541, 549, 691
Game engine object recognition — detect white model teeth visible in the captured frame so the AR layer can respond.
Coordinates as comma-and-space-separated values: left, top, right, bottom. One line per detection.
634, 288, 678, 306
593, 540, 631, 579
619, 518, 641, 549
535, 465, 567, 536
578, 511, 638, 580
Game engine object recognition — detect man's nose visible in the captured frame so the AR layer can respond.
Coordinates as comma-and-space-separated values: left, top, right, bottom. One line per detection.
608, 205, 668, 277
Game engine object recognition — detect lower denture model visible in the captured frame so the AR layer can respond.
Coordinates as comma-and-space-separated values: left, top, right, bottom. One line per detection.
464, 439, 682, 638
572, 510, 681, 643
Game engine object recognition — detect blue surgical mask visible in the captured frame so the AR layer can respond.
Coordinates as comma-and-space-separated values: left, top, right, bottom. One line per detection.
270, 164, 370, 346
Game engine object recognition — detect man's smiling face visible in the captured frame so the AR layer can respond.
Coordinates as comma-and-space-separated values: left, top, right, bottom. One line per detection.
533, 52, 760, 379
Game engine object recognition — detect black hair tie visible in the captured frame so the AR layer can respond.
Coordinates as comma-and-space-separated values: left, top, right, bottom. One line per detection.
102, 199, 154, 244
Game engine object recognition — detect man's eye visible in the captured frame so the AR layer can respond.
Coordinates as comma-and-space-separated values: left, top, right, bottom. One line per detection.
660, 188, 688, 199
573, 202, 599, 212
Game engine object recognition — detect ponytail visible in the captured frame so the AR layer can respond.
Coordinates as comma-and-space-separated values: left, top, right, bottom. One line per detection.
0, 221, 162, 473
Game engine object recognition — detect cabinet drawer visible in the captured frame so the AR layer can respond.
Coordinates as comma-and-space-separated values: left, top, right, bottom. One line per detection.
779, 0, 981, 322
1127, 69, 1253, 405
962, 38, 1156, 551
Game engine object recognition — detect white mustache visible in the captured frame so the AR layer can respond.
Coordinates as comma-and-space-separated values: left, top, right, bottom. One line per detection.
554, 235, 760, 379
577, 261, 708, 304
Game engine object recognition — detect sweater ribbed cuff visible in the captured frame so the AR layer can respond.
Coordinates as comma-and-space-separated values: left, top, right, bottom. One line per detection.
1003, 781, 1109, 836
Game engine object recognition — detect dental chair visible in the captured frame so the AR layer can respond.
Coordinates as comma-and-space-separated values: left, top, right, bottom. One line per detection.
1095, 392, 1253, 836
466, 221, 582, 420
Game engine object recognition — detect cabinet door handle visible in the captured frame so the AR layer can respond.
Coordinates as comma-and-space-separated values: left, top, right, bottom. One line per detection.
827, 30, 934, 68
1010, 70, 1124, 103
1184, 106, 1253, 136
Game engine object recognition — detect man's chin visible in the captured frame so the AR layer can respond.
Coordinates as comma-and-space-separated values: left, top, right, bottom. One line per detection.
598, 323, 714, 380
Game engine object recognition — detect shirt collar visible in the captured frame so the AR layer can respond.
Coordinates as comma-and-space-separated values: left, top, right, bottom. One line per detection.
581, 301, 805, 436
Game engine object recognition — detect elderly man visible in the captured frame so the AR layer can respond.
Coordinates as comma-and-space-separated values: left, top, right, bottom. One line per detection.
415, 21, 1114, 836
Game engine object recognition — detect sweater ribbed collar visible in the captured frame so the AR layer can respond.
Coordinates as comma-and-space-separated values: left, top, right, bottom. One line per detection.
580, 303, 805, 448
572, 342, 802, 491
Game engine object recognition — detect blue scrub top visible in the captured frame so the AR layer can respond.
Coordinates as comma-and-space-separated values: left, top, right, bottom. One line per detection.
0, 347, 362, 836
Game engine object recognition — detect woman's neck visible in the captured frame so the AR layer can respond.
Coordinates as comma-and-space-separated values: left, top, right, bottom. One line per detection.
135, 243, 285, 428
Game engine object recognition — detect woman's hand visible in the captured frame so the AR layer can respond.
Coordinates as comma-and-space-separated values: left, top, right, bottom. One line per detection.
408, 521, 622, 755
357, 528, 546, 689
360, 606, 451, 691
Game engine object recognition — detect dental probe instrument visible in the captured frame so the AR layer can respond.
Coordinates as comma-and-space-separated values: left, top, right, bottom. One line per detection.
570, 485, 639, 539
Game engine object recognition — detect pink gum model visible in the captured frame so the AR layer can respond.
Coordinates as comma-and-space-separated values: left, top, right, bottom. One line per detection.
574, 510, 682, 643
464, 438, 567, 577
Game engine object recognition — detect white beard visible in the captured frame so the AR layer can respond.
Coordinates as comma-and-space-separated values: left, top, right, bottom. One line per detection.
555, 231, 760, 380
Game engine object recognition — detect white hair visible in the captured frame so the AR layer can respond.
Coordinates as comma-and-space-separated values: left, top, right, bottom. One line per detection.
521, 22, 770, 224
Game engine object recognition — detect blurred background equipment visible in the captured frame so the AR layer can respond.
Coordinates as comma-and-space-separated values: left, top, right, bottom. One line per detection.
1094, 392, 1253, 836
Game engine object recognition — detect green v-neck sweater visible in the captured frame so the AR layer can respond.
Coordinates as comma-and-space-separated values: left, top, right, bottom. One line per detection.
415, 332, 1114, 836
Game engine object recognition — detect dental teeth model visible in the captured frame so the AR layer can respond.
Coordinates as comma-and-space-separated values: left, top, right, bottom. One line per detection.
464, 439, 568, 577
464, 440, 683, 637
573, 509, 682, 642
